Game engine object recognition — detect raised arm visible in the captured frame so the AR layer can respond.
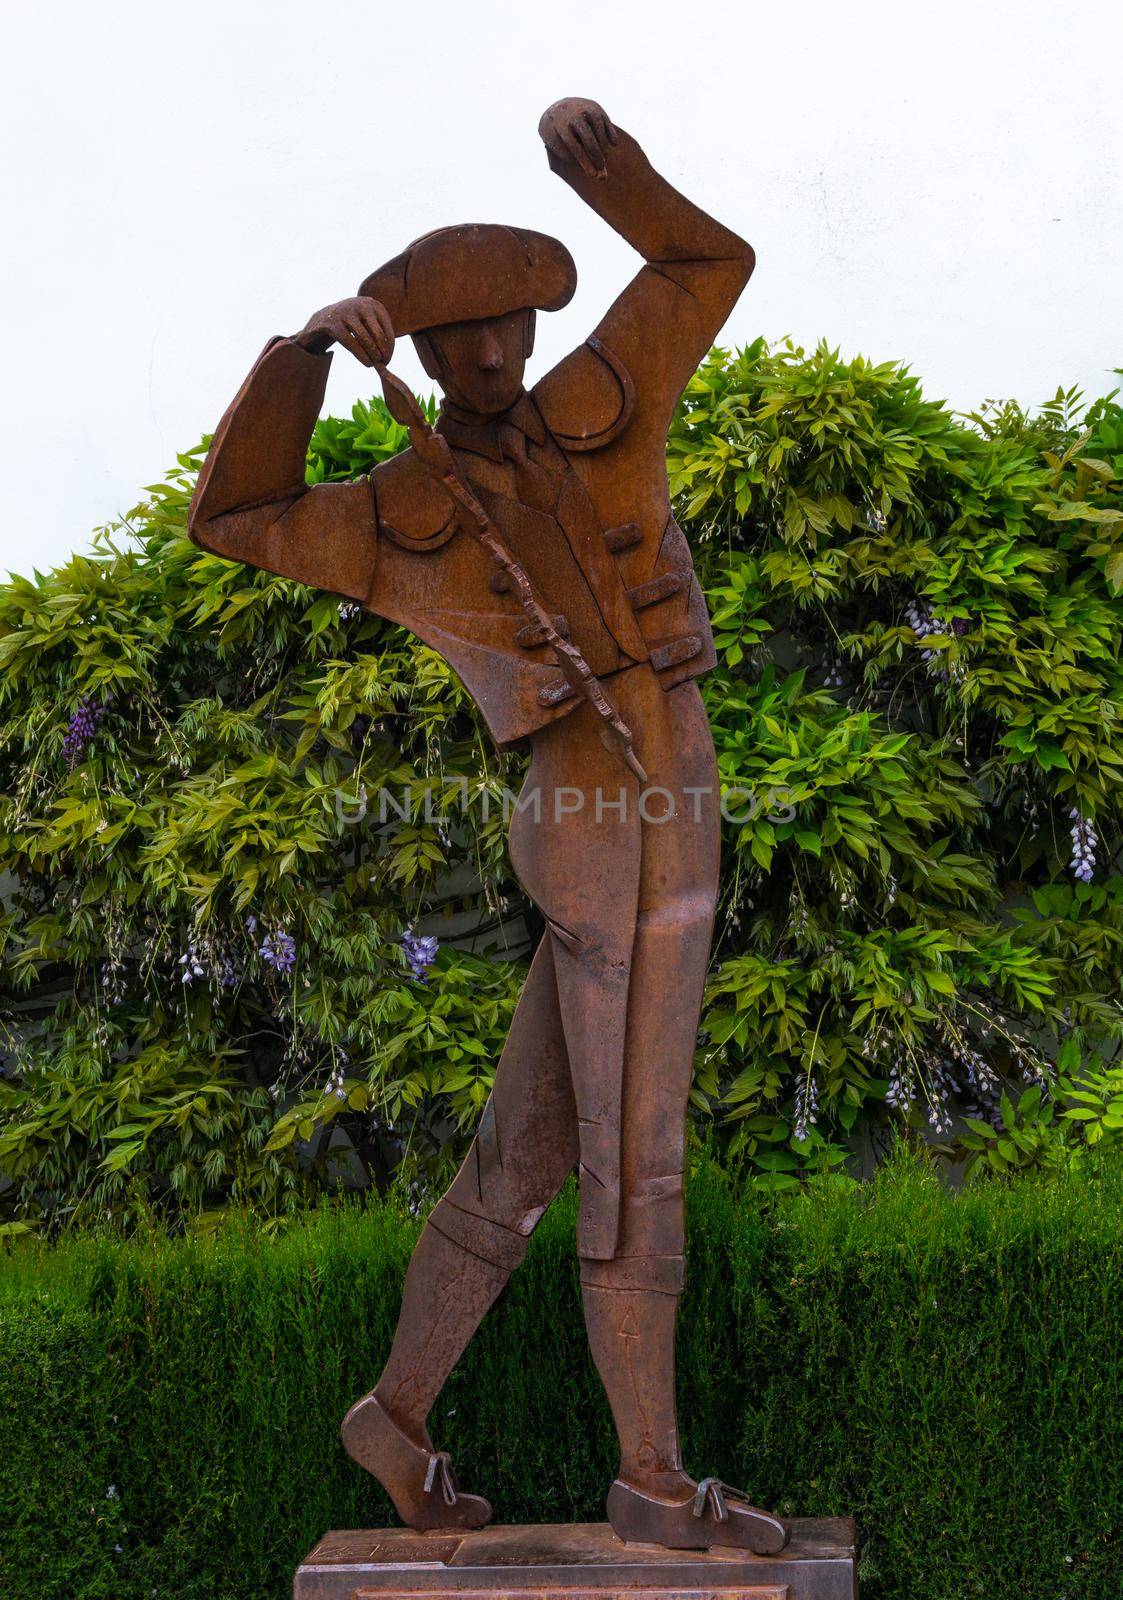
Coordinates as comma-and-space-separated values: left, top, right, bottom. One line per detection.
188, 298, 394, 601
538, 98, 754, 439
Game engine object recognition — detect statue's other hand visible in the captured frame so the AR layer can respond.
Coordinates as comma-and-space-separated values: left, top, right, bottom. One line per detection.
538, 97, 617, 180
295, 297, 394, 366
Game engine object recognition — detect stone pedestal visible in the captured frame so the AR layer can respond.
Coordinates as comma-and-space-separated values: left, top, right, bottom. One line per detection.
294, 1520, 856, 1600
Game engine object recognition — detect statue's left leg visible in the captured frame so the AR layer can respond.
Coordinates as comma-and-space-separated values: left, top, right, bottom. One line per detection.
579, 677, 789, 1554
579, 779, 715, 1502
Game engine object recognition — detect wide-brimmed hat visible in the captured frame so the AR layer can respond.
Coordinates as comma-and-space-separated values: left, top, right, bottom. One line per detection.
358, 223, 576, 334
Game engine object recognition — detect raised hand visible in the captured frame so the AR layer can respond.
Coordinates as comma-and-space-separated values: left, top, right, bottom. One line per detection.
538, 97, 618, 180
295, 296, 394, 366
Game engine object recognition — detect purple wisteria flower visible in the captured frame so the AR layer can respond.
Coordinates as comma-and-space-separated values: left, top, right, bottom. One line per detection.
325, 1054, 349, 1101
886, 1046, 914, 1112
905, 600, 938, 653
923, 1061, 954, 1136
401, 931, 439, 981
905, 601, 972, 673
61, 697, 107, 766
178, 943, 204, 984
793, 1073, 819, 1142
1068, 809, 1097, 883
261, 930, 297, 973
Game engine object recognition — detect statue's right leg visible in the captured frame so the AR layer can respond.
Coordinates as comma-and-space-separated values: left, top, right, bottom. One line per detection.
341, 934, 578, 1527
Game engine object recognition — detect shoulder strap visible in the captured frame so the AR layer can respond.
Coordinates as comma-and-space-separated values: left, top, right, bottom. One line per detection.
370, 449, 458, 551
532, 335, 635, 452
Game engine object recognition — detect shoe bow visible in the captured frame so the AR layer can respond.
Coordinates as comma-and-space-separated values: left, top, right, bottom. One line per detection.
423, 1450, 459, 1507
691, 1477, 735, 1522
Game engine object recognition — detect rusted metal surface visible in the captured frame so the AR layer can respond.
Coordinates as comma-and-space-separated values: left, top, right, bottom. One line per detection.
369, 361, 648, 781
190, 98, 800, 1553
293, 1521, 858, 1600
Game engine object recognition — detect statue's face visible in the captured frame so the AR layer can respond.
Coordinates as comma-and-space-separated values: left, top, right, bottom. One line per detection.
413, 309, 534, 416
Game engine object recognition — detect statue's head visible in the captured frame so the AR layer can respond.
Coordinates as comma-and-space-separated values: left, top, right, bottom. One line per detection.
360, 224, 576, 417
411, 308, 535, 416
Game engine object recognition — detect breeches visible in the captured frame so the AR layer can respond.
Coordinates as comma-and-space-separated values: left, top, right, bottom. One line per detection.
432, 666, 720, 1287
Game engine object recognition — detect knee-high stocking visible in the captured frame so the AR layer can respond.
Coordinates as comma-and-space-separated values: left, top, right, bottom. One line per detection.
374, 1203, 525, 1447
581, 1275, 691, 1495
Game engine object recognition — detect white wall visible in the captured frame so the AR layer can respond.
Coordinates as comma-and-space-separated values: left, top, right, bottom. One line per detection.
1, 0, 1121, 577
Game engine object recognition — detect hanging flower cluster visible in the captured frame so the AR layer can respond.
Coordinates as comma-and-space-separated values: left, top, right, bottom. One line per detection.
261, 930, 297, 974
1068, 810, 1097, 883
793, 1072, 819, 1141
61, 696, 107, 766
179, 942, 204, 984
905, 601, 971, 682
401, 931, 439, 981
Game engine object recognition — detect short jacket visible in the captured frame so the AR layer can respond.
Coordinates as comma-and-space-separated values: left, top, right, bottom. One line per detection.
189, 148, 753, 752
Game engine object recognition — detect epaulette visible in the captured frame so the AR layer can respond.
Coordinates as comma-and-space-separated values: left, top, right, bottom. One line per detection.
533, 335, 635, 452
370, 449, 459, 552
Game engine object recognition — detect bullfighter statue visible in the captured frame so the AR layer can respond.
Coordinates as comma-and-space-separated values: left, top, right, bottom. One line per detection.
190, 96, 787, 1555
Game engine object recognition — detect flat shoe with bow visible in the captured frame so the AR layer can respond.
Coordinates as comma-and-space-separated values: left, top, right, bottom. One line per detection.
340, 1392, 492, 1531
607, 1476, 789, 1554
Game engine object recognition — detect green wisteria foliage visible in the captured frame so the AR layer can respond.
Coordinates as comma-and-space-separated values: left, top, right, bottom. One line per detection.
2, 342, 1123, 1230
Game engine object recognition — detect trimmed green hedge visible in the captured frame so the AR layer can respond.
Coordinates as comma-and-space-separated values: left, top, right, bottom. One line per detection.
1, 1156, 1120, 1600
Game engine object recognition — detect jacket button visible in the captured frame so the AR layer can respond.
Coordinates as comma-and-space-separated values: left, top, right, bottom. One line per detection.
628, 572, 683, 608
604, 521, 643, 553
517, 614, 569, 648
537, 679, 578, 708
649, 635, 703, 672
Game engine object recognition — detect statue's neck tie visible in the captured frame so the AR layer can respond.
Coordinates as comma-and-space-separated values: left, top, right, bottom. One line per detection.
497, 420, 558, 514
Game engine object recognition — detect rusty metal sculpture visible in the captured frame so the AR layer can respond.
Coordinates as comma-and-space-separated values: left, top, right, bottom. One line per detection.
190, 97, 787, 1555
